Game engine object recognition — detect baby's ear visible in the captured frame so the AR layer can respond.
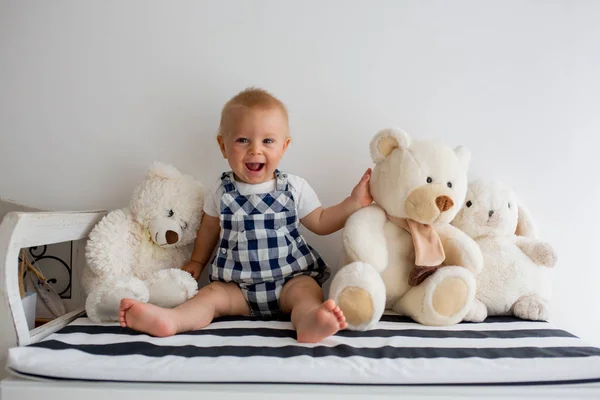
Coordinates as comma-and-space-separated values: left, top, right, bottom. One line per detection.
515, 203, 538, 238
370, 128, 411, 163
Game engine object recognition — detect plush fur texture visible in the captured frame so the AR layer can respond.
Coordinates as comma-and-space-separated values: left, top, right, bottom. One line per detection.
82, 163, 205, 322
452, 180, 557, 322
329, 128, 483, 330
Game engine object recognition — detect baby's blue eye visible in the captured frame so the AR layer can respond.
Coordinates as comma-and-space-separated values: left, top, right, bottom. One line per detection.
236, 138, 249, 143
263, 138, 274, 144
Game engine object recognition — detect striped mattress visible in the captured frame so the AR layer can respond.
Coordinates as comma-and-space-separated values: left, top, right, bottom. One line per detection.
7, 315, 600, 385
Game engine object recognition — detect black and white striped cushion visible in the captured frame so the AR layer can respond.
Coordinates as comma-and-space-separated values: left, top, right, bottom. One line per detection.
7, 316, 600, 385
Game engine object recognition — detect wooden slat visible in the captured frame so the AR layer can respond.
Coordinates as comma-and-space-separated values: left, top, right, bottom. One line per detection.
29, 308, 86, 344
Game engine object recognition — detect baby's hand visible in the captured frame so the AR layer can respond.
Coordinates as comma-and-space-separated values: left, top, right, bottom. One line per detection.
182, 260, 203, 280
350, 168, 373, 208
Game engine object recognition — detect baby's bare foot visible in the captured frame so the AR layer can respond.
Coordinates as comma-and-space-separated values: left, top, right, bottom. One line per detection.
296, 299, 348, 343
119, 298, 177, 337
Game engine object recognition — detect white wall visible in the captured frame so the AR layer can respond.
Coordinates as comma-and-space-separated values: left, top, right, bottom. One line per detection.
1, 0, 599, 345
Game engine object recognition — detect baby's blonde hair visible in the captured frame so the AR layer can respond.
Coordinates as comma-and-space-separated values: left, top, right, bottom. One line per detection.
218, 87, 289, 137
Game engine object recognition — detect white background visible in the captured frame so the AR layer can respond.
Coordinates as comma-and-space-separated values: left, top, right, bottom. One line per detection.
1, 1, 599, 345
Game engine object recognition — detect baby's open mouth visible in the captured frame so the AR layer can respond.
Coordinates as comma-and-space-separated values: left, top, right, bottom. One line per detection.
245, 163, 265, 172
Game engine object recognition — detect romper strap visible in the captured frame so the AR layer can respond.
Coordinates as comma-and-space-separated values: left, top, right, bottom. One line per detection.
220, 171, 237, 193
275, 169, 289, 191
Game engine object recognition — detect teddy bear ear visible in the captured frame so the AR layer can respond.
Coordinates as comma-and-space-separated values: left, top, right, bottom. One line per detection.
515, 203, 538, 238
147, 162, 182, 180
370, 128, 411, 163
454, 146, 471, 171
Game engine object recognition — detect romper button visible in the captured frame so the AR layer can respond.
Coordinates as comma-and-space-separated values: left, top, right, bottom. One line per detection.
221, 248, 226, 254
296, 237, 302, 243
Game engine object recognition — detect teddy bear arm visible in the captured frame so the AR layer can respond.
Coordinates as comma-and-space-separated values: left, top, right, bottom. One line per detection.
342, 205, 389, 273
515, 237, 557, 267
85, 209, 136, 277
437, 225, 484, 274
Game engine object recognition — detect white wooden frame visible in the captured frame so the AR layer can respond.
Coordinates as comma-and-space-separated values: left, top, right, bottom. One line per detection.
0, 211, 105, 348
1, 211, 599, 400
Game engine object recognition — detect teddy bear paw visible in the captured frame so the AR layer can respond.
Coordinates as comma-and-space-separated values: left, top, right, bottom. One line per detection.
513, 295, 549, 321
86, 283, 149, 323
533, 242, 557, 267
146, 269, 199, 308
463, 299, 487, 322
338, 287, 374, 327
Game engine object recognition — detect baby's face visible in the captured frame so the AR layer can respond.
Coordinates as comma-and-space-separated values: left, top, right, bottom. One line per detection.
217, 107, 290, 184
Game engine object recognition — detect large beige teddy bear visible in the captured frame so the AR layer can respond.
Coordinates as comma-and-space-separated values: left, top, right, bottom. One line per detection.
451, 180, 557, 321
329, 128, 483, 330
83, 163, 205, 322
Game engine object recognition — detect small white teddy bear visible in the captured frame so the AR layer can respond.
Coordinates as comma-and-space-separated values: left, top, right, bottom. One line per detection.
82, 162, 205, 322
452, 180, 557, 322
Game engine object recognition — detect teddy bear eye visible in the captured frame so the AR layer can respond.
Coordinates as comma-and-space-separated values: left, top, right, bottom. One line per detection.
466, 201, 472, 208
426, 177, 433, 184
447, 182, 452, 188
508, 203, 511, 209
168, 209, 174, 218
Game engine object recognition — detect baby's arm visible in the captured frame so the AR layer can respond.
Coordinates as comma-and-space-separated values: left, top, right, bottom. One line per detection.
181, 214, 221, 279
301, 169, 372, 235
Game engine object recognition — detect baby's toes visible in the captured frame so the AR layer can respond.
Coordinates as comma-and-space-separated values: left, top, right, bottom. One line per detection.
322, 299, 336, 312
334, 309, 346, 323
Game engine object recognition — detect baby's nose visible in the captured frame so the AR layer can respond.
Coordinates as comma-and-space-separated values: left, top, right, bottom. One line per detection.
249, 144, 262, 154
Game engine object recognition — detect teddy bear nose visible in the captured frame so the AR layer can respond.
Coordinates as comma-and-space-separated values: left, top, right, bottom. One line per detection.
489, 210, 494, 217
435, 195, 454, 212
166, 230, 179, 244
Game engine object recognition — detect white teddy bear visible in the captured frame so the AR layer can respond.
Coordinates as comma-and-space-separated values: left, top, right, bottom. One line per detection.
83, 163, 205, 322
451, 180, 557, 322
329, 128, 483, 330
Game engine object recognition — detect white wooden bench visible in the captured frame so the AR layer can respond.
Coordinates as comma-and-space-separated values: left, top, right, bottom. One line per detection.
1, 211, 599, 400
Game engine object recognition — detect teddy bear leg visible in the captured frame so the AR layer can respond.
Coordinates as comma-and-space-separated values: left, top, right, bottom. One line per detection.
145, 269, 199, 308
394, 266, 476, 326
512, 295, 549, 321
328, 262, 386, 331
85, 277, 149, 322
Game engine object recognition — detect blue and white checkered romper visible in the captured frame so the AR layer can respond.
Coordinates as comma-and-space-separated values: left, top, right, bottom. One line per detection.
209, 170, 330, 317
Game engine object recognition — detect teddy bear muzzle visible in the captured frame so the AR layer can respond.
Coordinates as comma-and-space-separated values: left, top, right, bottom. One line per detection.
148, 218, 183, 247
405, 185, 456, 223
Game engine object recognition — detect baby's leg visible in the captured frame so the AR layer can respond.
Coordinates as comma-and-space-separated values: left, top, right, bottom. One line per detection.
280, 275, 348, 343
119, 281, 250, 337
